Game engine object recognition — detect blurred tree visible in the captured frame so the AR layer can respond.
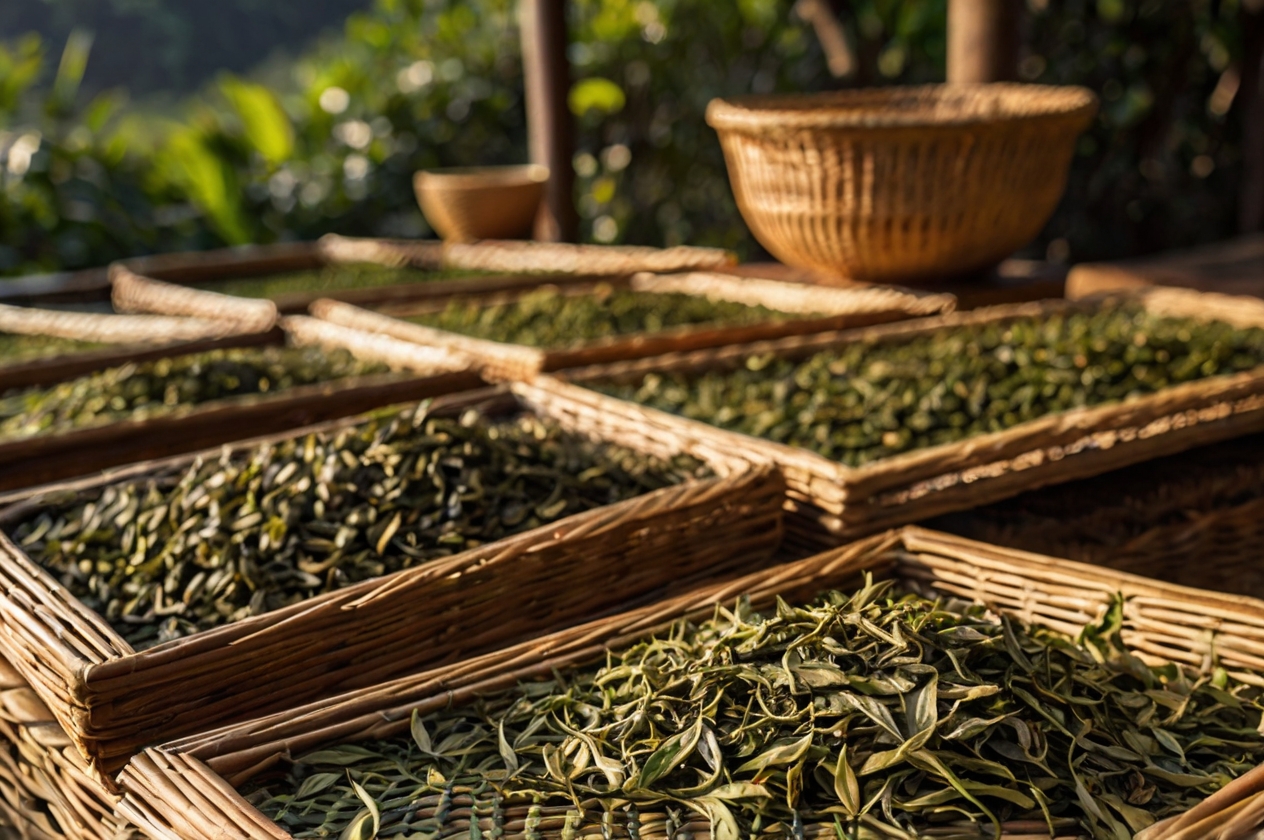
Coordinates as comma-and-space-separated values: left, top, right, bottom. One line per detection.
0, 0, 1255, 277
0, 0, 372, 96
1022, 0, 1250, 261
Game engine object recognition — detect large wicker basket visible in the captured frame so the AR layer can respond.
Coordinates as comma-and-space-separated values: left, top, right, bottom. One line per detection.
116, 527, 1264, 840
706, 84, 1098, 282
0, 385, 783, 784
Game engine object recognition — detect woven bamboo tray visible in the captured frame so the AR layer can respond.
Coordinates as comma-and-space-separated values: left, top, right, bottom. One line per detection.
928, 432, 1264, 599
0, 299, 286, 400
308, 270, 955, 381
1065, 233, 1264, 300
0, 658, 139, 840
109, 525, 1264, 840
103, 235, 744, 319
2, 236, 738, 310
540, 287, 1264, 545
0, 316, 478, 493
0, 383, 784, 786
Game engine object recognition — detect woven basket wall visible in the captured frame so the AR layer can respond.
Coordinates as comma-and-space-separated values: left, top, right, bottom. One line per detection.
0, 385, 783, 785
115, 526, 1264, 840
929, 432, 1264, 599
549, 287, 1264, 543
0, 659, 138, 840
706, 84, 1097, 282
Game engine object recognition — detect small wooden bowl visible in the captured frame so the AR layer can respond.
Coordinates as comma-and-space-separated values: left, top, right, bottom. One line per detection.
414, 165, 549, 242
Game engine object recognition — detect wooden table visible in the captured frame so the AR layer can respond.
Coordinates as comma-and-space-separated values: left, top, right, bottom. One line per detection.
1066, 234, 1264, 300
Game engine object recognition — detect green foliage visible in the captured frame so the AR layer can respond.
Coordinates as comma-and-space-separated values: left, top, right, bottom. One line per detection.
568, 78, 626, 116
1022, 0, 1247, 260
0, 0, 1254, 276
156, 129, 252, 244
220, 78, 295, 167
0, 0, 371, 95
0, 35, 43, 113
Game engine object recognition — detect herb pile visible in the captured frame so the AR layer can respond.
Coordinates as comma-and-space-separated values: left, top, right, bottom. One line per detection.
247, 578, 1264, 840
0, 345, 384, 441
11, 406, 709, 648
0, 333, 101, 365
405, 284, 792, 348
597, 303, 1264, 466
202, 265, 481, 299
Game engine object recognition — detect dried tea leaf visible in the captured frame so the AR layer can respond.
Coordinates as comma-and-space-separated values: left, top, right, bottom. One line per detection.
833, 745, 860, 817
596, 301, 1264, 467
245, 576, 1264, 840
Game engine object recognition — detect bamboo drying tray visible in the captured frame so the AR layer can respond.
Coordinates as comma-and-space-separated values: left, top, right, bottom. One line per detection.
0, 658, 139, 840
0, 384, 784, 785
0, 314, 478, 493
540, 287, 1264, 545
103, 234, 744, 318
0, 306, 275, 393
112, 526, 1264, 840
929, 432, 1264, 599
2, 236, 738, 310
308, 270, 955, 381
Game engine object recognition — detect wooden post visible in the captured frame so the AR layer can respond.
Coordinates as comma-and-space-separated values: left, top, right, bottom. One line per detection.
520, 0, 578, 242
947, 0, 1019, 83
1240, 2, 1264, 233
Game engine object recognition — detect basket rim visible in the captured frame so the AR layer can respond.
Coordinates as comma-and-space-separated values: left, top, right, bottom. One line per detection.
705, 82, 1098, 133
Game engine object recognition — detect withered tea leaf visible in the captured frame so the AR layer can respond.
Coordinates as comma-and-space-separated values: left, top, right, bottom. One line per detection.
245, 580, 1264, 840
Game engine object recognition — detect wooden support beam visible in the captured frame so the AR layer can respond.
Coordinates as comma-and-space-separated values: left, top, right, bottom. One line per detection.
1241, 2, 1264, 233
520, 0, 578, 242
947, 0, 1019, 84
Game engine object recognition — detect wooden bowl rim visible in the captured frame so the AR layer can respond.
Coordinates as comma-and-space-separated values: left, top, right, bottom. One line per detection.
414, 165, 550, 191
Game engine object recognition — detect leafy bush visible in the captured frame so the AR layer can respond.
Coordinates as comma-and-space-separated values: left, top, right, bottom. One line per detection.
0, 0, 1253, 277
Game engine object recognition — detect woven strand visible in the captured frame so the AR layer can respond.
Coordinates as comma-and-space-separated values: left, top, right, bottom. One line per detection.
441, 240, 736, 275
0, 303, 253, 345
109, 264, 278, 333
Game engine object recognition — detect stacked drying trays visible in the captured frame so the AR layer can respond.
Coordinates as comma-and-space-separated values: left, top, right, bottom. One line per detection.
0, 280, 477, 491
0, 239, 851, 838
18, 238, 1264, 839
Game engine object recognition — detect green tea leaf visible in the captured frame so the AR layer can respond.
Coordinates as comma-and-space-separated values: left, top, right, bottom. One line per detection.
411, 709, 434, 755
637, 715, 703, 788
734, 732, 813, 775
833, 745, 860, 817
294, 772, 340, 799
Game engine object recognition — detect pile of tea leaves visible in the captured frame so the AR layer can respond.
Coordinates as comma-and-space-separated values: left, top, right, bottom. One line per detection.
0, 332, 101, 365
0, 345, 385, 441
405, 284, 795, 348
201, 265, 484, 300
596, 302, 1264, 467
11, 405, 709, 648
245, 577, 1264, 840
